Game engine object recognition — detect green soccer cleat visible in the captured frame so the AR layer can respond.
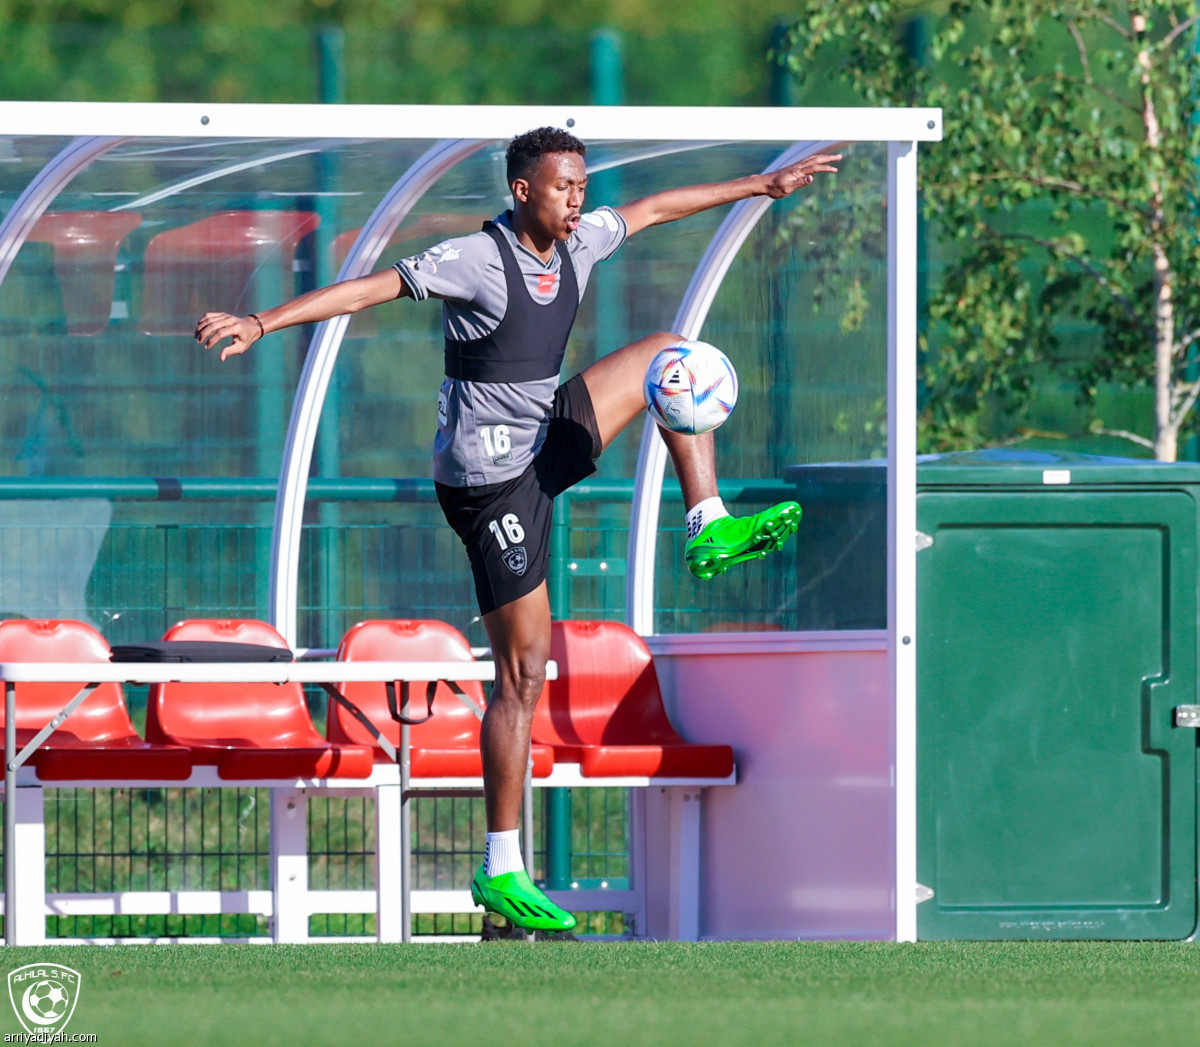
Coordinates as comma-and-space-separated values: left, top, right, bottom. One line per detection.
471, 865, 578, 933
684, 501, 803, 581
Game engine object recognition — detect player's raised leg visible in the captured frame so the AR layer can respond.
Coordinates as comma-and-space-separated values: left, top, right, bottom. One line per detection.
470, 582, 577, 932
581, 332, 802, 579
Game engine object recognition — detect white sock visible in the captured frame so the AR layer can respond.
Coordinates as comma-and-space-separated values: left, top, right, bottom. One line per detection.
685, 496, 729, 540
484, 829, 524, 877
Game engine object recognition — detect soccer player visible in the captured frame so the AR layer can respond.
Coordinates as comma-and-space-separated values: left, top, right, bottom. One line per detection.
196, 128, 840, 933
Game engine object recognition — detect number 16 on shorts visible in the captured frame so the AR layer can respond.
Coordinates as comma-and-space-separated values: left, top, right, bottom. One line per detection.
489, 513, 528, 577
488, 513, 525, 549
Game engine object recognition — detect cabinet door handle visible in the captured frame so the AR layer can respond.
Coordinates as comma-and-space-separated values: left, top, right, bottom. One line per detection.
1173, 705, 1200, 728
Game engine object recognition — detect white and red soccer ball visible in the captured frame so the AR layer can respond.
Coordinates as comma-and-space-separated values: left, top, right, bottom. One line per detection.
643, 340, 739, 435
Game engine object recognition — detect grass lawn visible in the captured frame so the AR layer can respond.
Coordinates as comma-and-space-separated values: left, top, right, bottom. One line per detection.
4, 940, 1199, 1047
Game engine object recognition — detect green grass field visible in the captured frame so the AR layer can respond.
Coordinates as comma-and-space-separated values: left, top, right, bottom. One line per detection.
4, 940, 1200, 1047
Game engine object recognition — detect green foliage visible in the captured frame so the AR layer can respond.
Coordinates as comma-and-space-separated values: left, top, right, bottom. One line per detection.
0, 0, 792, 32
779, 1, 1200, 458
0, 20, 785, 105
0, 0, 797, 104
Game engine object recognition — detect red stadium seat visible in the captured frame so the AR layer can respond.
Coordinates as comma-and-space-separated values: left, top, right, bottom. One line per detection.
533, 620, 735, 778
0, 619, 191, 781
141, 210, 319, 335
328, 619, 553, 778
145, 619, 372, 780
28, 211, 142, 336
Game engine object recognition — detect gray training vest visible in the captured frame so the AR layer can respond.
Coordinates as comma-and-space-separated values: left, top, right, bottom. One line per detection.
442, 221, 580, 384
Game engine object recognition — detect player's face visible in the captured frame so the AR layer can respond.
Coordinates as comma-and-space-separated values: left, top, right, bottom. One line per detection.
515, 152, 587, 242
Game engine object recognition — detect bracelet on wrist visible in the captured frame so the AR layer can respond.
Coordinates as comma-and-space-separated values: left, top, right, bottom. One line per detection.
248, 313, 265, 340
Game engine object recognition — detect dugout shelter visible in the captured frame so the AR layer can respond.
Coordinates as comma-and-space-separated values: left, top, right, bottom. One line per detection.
0, 102, 941, 942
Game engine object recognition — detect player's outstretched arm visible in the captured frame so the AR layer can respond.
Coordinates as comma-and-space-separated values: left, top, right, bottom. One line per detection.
615, 152, 842, 237
195, 268, 410, 361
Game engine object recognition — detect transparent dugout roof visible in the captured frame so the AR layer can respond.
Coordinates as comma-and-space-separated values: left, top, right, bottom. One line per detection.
0, 104, 937, 641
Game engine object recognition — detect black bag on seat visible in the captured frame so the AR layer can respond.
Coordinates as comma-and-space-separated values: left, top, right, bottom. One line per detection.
110, 641, 293, 663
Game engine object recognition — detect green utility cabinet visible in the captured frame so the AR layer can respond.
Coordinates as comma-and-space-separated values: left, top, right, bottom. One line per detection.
916, 450, 1200, 940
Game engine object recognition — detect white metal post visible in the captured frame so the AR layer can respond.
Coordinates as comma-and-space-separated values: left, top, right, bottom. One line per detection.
11, 786, 46, 946
399, 721, 412, 943
626, 788, 649, 938
522, 758, 535, 876
667, 787, 702, 941
887, 139, 920, 943
269, 787, 310, 943
374, 782, 403, 943
4, 681, 14, 946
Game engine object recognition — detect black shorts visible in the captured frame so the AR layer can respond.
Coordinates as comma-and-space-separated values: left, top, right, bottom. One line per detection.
435, 373, 602, 615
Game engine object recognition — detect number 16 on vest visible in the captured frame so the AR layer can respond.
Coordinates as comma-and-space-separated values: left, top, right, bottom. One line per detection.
480, 425, 512, 464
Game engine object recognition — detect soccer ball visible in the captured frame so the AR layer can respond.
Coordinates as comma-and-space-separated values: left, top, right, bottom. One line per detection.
643, 340, 738, 435
26, 980, 68, 1020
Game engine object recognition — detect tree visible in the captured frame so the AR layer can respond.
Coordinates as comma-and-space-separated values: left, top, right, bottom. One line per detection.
779, 1, 1200, 460
0, 1, 795, 106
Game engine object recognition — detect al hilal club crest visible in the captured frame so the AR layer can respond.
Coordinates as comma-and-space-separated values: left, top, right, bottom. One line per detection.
501, 546, 527, 576
8, 963, 81, 1037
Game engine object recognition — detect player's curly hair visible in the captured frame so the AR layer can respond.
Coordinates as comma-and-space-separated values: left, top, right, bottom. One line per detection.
506, 127, 586, 184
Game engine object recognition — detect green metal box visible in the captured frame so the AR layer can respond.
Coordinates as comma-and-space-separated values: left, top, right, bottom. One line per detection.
916, 450, 1200, 940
